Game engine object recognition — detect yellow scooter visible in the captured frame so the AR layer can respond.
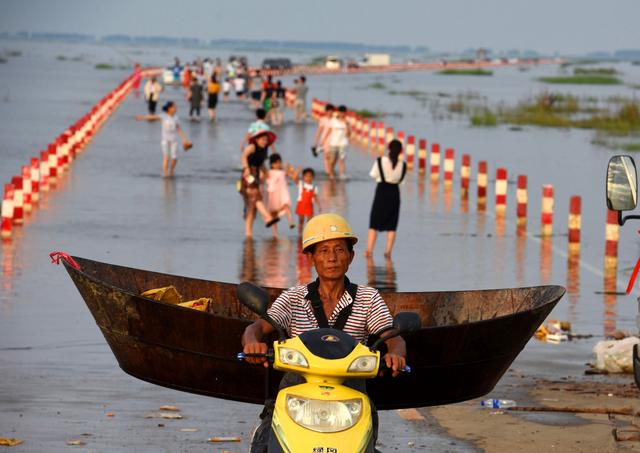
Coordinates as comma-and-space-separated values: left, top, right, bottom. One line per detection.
236, 282, 420, 453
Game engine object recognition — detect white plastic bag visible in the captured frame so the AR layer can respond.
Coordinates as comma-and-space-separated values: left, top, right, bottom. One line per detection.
593, 336, 640, 373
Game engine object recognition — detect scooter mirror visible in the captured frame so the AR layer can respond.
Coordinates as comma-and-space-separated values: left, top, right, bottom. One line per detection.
370, 312, 421, 351
237, 282, 288, 341
237, 282, 270, 317
393, 312, 421, 335
607, 155, 638, 212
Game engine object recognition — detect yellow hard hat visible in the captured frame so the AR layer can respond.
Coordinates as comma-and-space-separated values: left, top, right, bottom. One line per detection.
302, 213, 358, 252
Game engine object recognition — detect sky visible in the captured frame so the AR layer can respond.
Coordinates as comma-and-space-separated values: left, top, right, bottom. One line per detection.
1, 0, 638, 55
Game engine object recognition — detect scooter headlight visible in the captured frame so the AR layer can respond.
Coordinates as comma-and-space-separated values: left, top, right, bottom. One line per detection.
278, 348, 309, 368
286, 395, 363, 433
347, 355, 378, 373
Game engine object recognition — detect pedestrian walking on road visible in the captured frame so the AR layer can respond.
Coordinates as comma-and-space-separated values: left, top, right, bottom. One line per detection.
143, 77, 162, 114
240, 109, 278, 154
311, 103, 334, 160
365, 139, 407, 258
322, 105, 350, 179
240, 130, 280, 237
294, 168, 321, 234
294, 76, 308, 123
188, 77, 204, 121
207, 73, 220, 122
266, 153, 297, 237
160, 101, 192, 178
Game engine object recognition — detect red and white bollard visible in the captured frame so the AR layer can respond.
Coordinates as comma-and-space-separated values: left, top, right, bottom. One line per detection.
385, 127, 394, 146
418, 139, 427, 175
377, 122, 385, 154
40, 150, 50, 192
430, 143, 440, 181
21, 165, 32, 214
516, 175, 527, 228
396, 131, 405, 148
30, 157, 40, 203
406, 136, 415, 169
11, 176, 23, 225
460, 154, 471, 198
1, 184, 14, 239
604, 209, 619, 268
48, 143, 58, 182
369, 121, 376, 149
444, 148, 455, 185
495, 168, 507, 214
362, 119, 369, 146
477, 161, 488, 208
568, 196, 582, 252
541, 185, 554, 237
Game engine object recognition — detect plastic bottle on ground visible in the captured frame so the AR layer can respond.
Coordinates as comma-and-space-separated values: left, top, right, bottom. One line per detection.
480, 399, 516, 409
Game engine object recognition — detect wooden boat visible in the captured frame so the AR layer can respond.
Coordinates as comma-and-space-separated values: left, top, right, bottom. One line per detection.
59, 255, 565, 410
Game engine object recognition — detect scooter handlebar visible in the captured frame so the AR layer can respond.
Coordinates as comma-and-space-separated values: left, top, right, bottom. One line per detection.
379, 362, 412, 374
236, 351, 274, 361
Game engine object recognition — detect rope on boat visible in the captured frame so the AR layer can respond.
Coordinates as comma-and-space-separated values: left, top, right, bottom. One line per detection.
49, 251, 80, 270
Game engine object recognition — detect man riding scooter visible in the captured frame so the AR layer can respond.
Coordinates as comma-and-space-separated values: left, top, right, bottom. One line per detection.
242, 213, 407, 452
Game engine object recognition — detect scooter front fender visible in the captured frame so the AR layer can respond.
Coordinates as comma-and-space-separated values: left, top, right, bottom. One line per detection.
270, 383, 373, 453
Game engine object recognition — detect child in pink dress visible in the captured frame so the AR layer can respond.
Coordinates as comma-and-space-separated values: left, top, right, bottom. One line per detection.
266, 154, 297, 237
295, 167, 321, 234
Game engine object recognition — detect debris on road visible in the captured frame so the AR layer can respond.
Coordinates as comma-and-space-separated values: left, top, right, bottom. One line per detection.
208, 436, 241, 443
159, 405, 180, 412
145, 412, 183, 419
0, 437, 23, 447
66, 439, 86, 446
592, 336, 639, 373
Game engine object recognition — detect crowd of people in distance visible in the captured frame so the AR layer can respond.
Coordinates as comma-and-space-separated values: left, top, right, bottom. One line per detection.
137, 55, 404, 257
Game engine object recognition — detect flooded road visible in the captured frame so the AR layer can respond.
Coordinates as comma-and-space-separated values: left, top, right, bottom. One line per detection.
1, 41, 639, 451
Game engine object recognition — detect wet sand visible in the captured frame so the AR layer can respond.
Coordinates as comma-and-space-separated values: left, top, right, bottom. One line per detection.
426, 372, 640, 452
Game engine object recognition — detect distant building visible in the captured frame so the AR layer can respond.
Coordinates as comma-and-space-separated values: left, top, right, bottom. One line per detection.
476, 48, 488, 61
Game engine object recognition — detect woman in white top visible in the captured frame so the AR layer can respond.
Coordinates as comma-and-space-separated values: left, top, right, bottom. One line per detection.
160, 101, 191, 178
366, 139, 407, 258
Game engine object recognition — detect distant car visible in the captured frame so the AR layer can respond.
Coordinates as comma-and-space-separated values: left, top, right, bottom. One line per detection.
325, 56, 341, 70
261, 58, 292, 70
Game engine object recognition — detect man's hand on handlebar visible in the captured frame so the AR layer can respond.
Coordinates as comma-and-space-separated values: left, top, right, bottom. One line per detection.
383, 352, 406, 378
243, 342, 270, 367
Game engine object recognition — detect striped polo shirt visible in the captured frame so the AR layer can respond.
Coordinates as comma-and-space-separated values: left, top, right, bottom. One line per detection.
267, 280, 393, 344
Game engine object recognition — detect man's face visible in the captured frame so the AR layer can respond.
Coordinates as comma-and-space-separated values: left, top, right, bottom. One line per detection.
309, 239, 354, 281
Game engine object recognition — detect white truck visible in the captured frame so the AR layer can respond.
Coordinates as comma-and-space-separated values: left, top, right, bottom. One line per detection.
361, 53, 390, 66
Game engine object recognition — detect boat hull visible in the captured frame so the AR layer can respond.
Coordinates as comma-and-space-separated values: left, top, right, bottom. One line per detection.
63, 256, 564, 409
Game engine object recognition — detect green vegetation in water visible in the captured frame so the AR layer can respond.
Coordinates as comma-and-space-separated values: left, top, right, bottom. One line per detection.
470, 93, 640, 139
438, 68, 493, 76
630, 84, 640, 90
0, 57, 7, 64
353, 109, 384, 118
7, 50, 21, 57
538, 75, 621, 85
57, 55, 67, 61
470, 109, 498, 126
368, 82, 387, 90
573, 67, 618, 75
308, 56, 326, 67
620, 143, 640, 151
388, 89, 427, 98
95, 63, 116, 70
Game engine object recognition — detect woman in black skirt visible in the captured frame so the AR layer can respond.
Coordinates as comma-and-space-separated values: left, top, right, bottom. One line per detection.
365, 139, 407, 258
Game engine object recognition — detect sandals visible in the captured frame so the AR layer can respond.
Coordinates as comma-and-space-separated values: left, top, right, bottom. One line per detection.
265, 217, 281, 228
